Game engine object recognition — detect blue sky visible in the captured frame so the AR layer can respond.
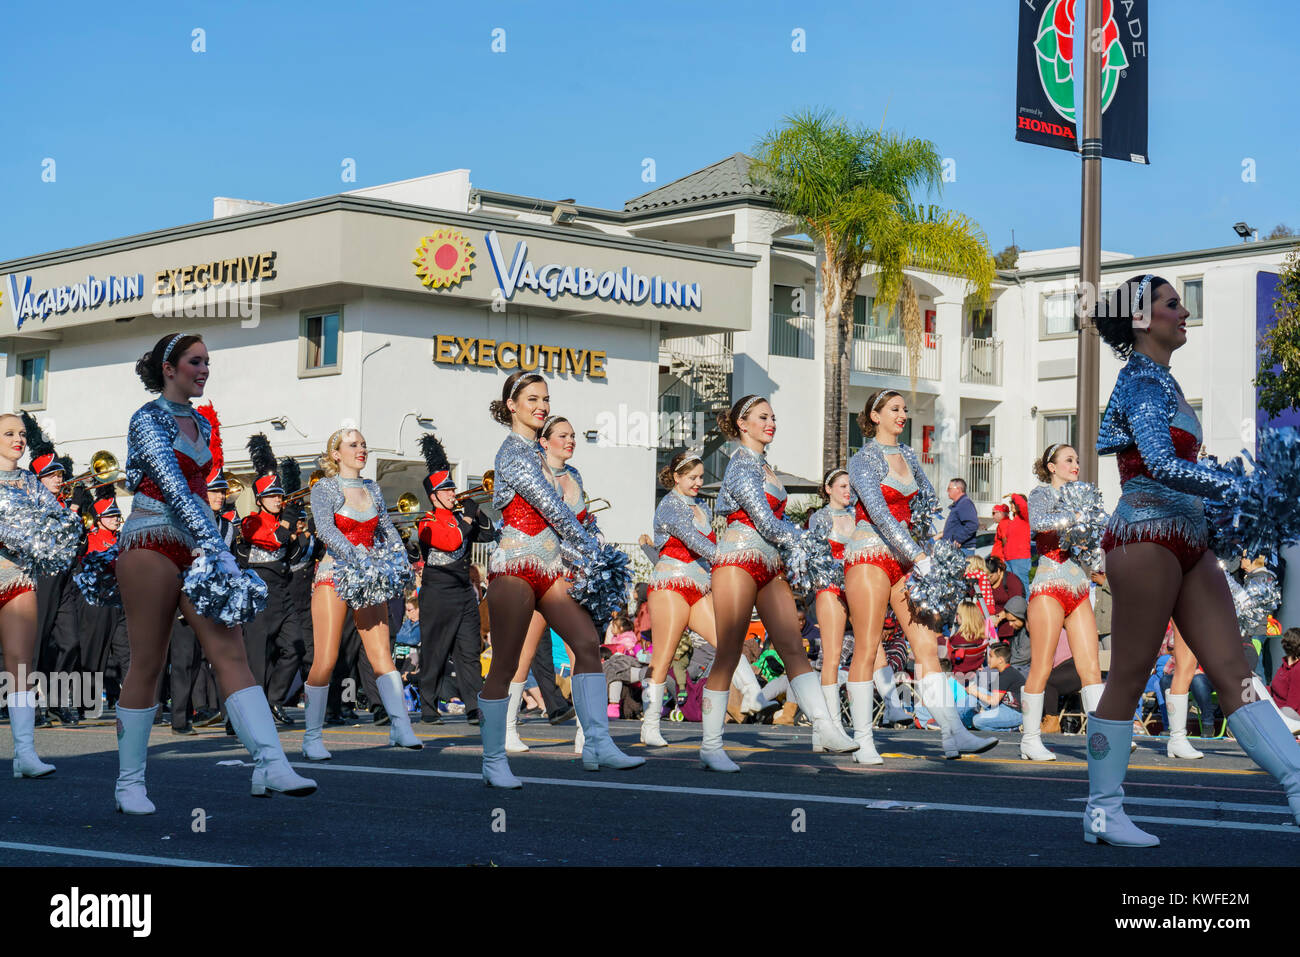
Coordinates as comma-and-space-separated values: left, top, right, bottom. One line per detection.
1, 0, 1295, 263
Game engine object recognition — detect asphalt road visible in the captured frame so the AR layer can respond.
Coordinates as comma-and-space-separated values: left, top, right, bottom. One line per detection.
2, 709, 1296, 868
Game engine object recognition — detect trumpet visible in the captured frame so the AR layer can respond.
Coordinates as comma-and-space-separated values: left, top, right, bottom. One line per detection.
452, 470, 494, 510
282, 470, 325, 505
60, 450, 121, 489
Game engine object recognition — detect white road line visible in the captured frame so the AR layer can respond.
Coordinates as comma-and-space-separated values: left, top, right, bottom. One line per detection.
1065, 796, 1293, 815
288, 762, 1300, 834
0, 841, 239, 867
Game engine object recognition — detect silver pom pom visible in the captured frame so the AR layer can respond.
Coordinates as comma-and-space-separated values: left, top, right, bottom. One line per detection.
74, 546, 122, 607
905, 539, 969, 628
1057, 481, 1108, 565
183, 552, 269, 626
908, 486, 943, 545
1206, 427, 1300, 561
1228, 569, 1281, 635
567, 542, 634, 621
783, 527, 840, 593
330, 541, 414, 608
0, 484, 82, 578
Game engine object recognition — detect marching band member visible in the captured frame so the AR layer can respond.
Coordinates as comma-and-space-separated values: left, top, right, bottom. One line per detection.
481, 372, 643, 787
1087, 275, 1300, 845
0, 413, 81, 777
77, 486, 131, 714
80, 333, 316, 813
238, 434, 307, 726
1020, 444, 1105, 762
704, 395, 856, 771
807, 467, 859, 754
23, 414, 83, 727
639, 451, 772, 749
843, 389, 996, 761
302, 426, 419, 760
415, 433, 495, 727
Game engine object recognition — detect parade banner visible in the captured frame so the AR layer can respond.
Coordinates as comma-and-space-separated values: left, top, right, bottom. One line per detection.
1015, 0, 1149, 164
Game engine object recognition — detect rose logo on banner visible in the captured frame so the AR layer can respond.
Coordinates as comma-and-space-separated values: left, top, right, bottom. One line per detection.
1033, 0, 1128, 124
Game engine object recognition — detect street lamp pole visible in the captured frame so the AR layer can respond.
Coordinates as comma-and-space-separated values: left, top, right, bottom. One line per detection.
1076, 0, 1104, 483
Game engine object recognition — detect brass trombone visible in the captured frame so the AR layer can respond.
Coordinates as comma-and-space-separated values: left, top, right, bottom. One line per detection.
452, 470, 494, 511
59, 450, 122, 489
225, 474, 245, 499
388, 492, 421, 518
282, 470, 325, 505
584, 495, 611, 516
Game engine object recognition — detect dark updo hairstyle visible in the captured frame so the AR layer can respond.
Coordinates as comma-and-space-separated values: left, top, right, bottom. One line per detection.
136, 333, 204, 393
821, 466, 848, 503
489, 371, 546, 426
1033, 443, 1074, 483
1093, 273, 1171, 360
659, 450, 704, 489
857, 389, 903, 439
717, 394, 767, 439
539, 415, 571, 441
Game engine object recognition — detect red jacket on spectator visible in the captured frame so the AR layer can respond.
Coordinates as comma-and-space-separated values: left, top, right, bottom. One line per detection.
992, 493, 1031, 561
1270, 659, 1300, 714
991, 571, 1026, 641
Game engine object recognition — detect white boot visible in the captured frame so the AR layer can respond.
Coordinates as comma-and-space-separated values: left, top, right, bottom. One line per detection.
874, 666, 911, 724
225, 687, 318, 798
1019, 691, 1056, 761
478, 695, 522, 789
1084, 713, 1159, 846
114, 704, 155, 814
640, 681, 668, 747
1228, 699, 1300, 825
301, 683, 332, 761
376, 671, 422, 749
920, 673, 996, 759
810, 682, 841, 752
573, 716, 585, 754
700, 688, 739, 772
9, 691, 55, 779
572, 672, 644, 771
791, 672, 858, 753
1080, 682, 1132, 752
1165, 692, 1204, 760
505, 681, 529, 753
1251, 675, 1300, 734
732, 661, 768, 714
762, 674, 790, 702
846, 681, 884, 765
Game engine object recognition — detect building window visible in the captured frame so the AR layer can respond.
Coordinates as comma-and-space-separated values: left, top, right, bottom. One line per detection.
853, 295, 898, 342
770, 284, 814, 359
17, 352, 48, 410
299, 307, 342, 377
1182, 278, 1204, 325
1041, 292, 1075, 339
1041, 412, 1077, 452
967, 306, 994, 340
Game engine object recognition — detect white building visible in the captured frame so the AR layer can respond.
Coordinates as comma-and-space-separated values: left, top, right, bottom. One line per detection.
2, 156, 1294, 544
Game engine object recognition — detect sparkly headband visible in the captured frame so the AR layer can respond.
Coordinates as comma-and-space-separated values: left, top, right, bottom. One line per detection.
825, 468, 847, 485
540, 415, 563, 435
162, 333, 186, 364
872, 390, 899, 412
676, 454, 703, 472
1044, 442, 1063, 462
736, 395, 766, 422
1131, 274, 1155, 329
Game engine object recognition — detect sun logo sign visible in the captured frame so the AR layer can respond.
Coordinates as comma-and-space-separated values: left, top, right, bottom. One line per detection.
1033, 0, 1129, 124
413, 229, 475, 289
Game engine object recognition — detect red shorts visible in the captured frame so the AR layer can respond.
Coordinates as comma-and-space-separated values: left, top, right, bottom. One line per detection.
817, 584, 846, 601
1101, 528, 1206, 576
120, 538, 196, 571
648, 581, 708, 607
713, 557, 780, 591
0, 583, 33, 610
490, 568, 563, 602
845, 552, 908, 588
1029, 583, 1089, 618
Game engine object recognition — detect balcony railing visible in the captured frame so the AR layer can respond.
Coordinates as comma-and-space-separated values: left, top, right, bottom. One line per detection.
851, 326, 941, 380
959, 454, 1002, 504
770, 312, 815, 359
961, 336, 1003, 386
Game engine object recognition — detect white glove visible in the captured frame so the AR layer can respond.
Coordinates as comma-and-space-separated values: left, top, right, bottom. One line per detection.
216, 551, 241, 578
912, 555, 933, 578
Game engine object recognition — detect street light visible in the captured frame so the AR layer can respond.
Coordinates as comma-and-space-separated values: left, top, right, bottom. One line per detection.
1233, 221, 1256, 242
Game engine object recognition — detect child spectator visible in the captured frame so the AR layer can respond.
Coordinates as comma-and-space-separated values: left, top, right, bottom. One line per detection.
965, 644, 1027, 732
949, 600, 991, 674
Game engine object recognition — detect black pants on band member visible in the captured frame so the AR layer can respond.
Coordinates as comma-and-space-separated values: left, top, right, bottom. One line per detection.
168, 617, 203, 729
243, 566, 305, 707
417, 574, 483, 717
36, 570, 81, 685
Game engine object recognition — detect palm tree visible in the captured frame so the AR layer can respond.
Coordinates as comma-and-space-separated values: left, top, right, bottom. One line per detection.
753, 109, 995, 470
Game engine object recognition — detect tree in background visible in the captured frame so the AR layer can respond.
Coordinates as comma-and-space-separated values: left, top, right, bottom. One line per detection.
1267, 224, 1298, 241
994, 244, 1023, 269
1256, 247, 1300, 418
753, 109, 994, 470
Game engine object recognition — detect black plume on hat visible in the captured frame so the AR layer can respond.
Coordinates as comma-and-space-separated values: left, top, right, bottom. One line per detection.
247, 433, 278, 478
280, 457, 302, 497
20, 412, 54, 458
71, 484, 93, 513
420, 433, 450, 473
